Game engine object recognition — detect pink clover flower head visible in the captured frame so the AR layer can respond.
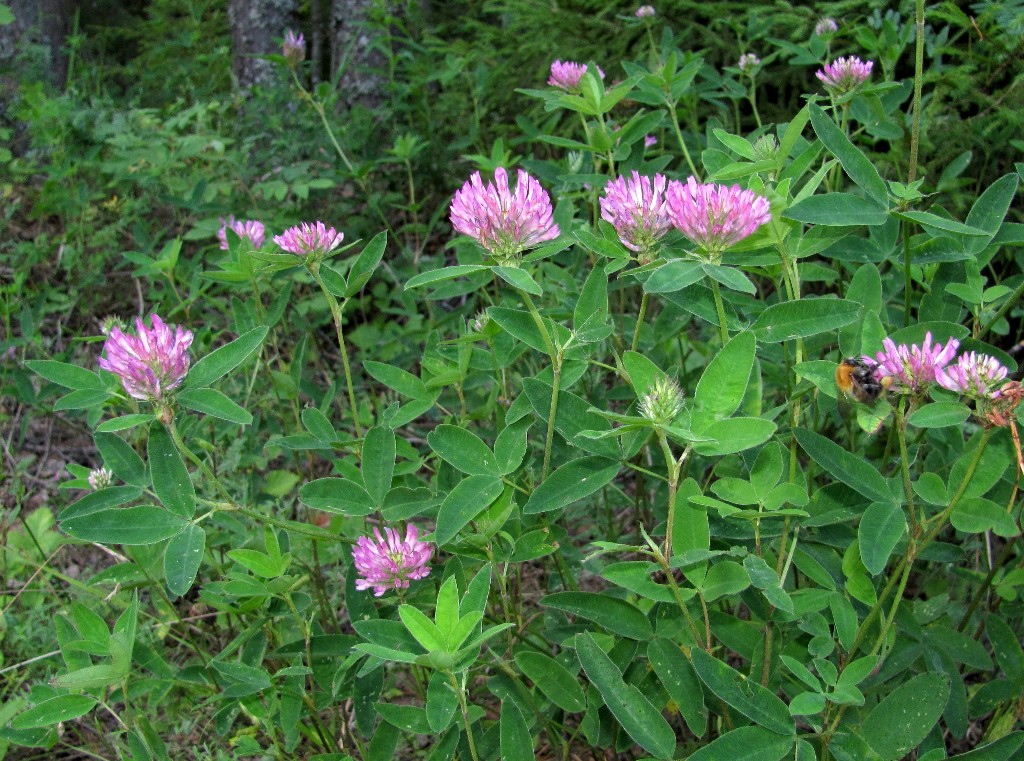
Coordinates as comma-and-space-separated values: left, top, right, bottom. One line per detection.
815, 17, 839, 36
98, 314, 193, 402
866, 332, 960, 394
816, 56, 873, 95
665, 177, 772, 259
88, 467, 113, 491
600, 171, 671, 258
635, 5, 656, 18
450, 167, 560, 265
273, 221, 345, 257
353, 524, 433, 597
936, 352, 1009, 400
282, 30, 305, 65
218, 216, 266, 250
738, 53, 761, 73
548, 60, 604, 91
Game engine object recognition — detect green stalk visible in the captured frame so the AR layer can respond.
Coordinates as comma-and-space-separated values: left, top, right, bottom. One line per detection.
308, 266, 363, 440
907, 0, 926, 184
710, 279, 730, 344
631, 291, 649, 352
451, 672, 481, 761
516, 288, 560, 480
979, 277, 1024, 339
667, 103, 700, 178
894, 400, 921, 533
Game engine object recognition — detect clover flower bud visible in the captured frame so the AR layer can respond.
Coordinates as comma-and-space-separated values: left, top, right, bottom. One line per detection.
639, 376, 685, 425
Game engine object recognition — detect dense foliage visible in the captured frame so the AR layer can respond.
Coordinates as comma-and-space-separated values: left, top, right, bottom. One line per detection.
2, 1, 1024, 760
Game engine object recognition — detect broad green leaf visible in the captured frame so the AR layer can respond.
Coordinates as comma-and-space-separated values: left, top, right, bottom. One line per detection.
26, 360, 105, 390
743, 554, 794, 613
55, 388, 110, 410
58, 486, 142, 521
345, 230, 387, 297
986, 616, 1024, 684
94, 432, 148, 487
622, 351, 665, 397
859, 673, 950, 760
164, 524, 206, 596
751, 299, 860, 342
700, 560, 751, 600
795, 428, 894, 505
686, 726, 794, 761
575, 263, 609, 328
493, 265, 542, 296
691, 417, 776, 456
896, 210, 990, 236
648, 637, 706, 736
523, 456, 620, 514
692, 331, 755, 431
488, 306, 550, 354
964, 174, 1019, 255
428, 424, 501, 477
51, 663, 125, 690
302, 407, 336, 442
951, 497, 1018, 538
712, 127, 756, 159
907, 401, 971, 428
514, 652, 586, 712
405, 264, 489, 290
858, 502, 906, 575
494, 418, 533, 475
176, 388, 252, 425
362, 425, 396, 507
228, 548, 287, 578
185, 326, 268, 389
541, 592, 652, 640
784, 193, 889, 226
947, 733, 1024, 760
62, 506, 187, 545
11, 695, 98, 729
644, 260, 705, 293
690, 647, 795, 735
211, 661, 273, 697
364, 360, 433, 401
703, 263, 757, 294
299, 478, 377, 516
376, 702, 433, 734
575, 632, 676, 759
500, 701, 534, 761
809, 103, 888, 206
398, 605, 444, 651
96, 413, 155, 433
425, 672, 458, 733
434, 475, 504, 545
148, 422, 195, 518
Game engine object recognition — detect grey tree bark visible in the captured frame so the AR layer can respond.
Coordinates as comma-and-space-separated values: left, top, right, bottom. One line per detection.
0, 0, 71, 87
228, 0, 298, 88
329, 0, 390, 111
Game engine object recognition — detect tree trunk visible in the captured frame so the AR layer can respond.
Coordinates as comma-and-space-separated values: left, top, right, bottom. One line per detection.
228, 0, 298, 89
0, 0, 71, 87
329, 0, 389, 111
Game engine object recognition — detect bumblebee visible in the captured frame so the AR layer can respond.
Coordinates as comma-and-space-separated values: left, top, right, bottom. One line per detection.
835, 358, 887, 404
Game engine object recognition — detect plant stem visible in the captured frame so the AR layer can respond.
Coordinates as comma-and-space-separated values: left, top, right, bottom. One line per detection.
710, 278, 730, 344
632, 291, 649, 352
308, 267, 363, 439
979, 277, 1024, 339
450, 672, 481, 761
894, 399, 921, 533
667, 103, 700, 178
908, 0, 926, 184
